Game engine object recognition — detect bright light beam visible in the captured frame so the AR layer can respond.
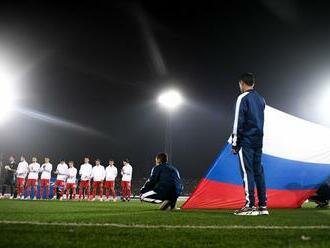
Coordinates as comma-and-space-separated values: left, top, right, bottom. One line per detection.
318, 84, 330, 124
158, 89, 183, 111
15, 107, 107, 138
0, 76, 17, 124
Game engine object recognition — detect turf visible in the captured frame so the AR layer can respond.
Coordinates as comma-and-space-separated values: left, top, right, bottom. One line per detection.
0, 200, 329, 248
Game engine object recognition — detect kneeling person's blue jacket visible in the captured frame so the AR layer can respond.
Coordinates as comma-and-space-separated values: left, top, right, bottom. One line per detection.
140, 163, 183, 199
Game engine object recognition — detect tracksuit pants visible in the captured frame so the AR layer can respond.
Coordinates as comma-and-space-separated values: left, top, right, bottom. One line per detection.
238, 146, 267, 208
2, 182, 15, 197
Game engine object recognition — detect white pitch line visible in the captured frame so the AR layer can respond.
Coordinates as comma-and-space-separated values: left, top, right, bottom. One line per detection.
0, 220, 329, 230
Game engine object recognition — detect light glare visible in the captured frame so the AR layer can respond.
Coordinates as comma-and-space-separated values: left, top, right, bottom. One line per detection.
318, 84, 330, 124
158, 89, 183, 111
0, 78, 16, 123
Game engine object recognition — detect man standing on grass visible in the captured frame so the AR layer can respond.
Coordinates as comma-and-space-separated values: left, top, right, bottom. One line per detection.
231, 72, 269, 216
52, 160, 68, 200
39, 157, 52, 199
140, 153, 183, 210
90, 159, 105, 201
121, 159, 132, 201
79, 157, 92, 200
15, 156, 28, 199
1, 156, 17, 199
104, 159, 118, 202
65, 161, 77, 200
25, 157, 40, 200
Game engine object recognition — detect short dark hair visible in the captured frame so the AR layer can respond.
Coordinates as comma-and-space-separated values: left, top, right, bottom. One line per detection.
69, 161, 74, 164
239, 72, 256, 86
123, 158, 130, 163
96, 159, 101, 162
109, 159, 114, 162
156, 153, 168, 164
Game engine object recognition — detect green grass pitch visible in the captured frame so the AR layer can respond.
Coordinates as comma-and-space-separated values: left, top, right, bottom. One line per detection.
0, 200, 329, 248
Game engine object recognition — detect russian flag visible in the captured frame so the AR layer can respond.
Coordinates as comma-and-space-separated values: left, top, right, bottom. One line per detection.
182, 106, 330, 209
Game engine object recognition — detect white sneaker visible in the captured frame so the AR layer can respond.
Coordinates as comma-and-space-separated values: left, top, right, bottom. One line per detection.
234, 206, 258, 216
258, 206, 269, 215
9, 196, 13, 199
91, 198, 96, 201
52, 196, 56, 200
20, 196, 24, 200
33, 197, 37, 200
113, 198, 117, 202
99, 198, 103, 202
25, 196, 30, 200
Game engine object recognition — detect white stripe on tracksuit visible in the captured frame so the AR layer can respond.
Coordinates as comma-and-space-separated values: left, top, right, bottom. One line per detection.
238, 148, 250, 207
141, 190, 162, 203
232, 92, 250, 146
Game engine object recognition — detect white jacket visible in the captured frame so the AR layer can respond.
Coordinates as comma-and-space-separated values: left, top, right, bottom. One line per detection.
40, 163, 53, 180
121, 164, 132, 182
79, 163, 92, 180
56, 163, 68, 181
66, 167, 77, 184
105, 165, 118, 181
16, 161, 29, 179
27, 162, 40, 180
91, 165, 105, 182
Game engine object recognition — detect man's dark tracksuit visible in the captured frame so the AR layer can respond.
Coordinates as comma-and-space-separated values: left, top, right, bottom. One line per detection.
140, 163, 183, 207
2, 161, 17, 197
232, 89, 267, 208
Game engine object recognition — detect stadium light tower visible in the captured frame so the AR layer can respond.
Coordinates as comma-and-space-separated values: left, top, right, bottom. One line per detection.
158, 89, 183, 162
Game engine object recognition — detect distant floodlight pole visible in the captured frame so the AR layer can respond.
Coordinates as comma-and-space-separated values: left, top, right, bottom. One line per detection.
158, 89, 183, 163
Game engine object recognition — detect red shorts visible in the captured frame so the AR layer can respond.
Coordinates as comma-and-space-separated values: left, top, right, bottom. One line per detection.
66, 183, 76, 190
121, 181, 131, 188
16, 178, 25, 187
104, 181, 115, 188
93, 181, 103, 188
26, 179, 37, 187
80, 180, 89, 188
40, 179, 50, 187
54, 180, 65, 187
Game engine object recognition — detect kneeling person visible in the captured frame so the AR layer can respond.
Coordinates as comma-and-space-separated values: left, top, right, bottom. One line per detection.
140, 153, 183, 210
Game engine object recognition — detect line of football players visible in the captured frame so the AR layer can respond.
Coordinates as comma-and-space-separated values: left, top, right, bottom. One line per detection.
12, 156, 132, 201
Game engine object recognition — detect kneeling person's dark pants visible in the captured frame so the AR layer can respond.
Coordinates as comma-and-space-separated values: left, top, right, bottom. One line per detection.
141, 190, 177, 209
238, 146, 267, 208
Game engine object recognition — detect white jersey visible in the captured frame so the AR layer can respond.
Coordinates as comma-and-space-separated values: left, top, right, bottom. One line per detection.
121, 164, 132, 182
27, 162, 40, 180
91, 165, 105, 182
105, 165, 118, 181
56, 163, 68, 181
40, 162, 53, 180
16, 161, 29, 179
79, 163, 92, 180
66, 167, 77, 184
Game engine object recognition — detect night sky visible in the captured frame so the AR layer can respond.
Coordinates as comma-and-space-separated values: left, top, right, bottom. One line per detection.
1, 0, 330, 179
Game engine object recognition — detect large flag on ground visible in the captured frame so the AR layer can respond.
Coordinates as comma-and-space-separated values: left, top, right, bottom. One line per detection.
182, 106, 330, 209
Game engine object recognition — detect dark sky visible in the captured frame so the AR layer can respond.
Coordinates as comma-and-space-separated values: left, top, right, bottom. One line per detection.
1, 0, 330, 179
